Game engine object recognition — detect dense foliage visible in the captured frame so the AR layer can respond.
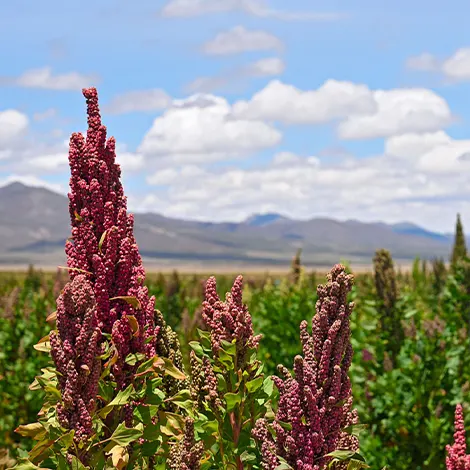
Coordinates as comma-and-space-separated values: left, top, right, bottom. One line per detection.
2, 257, 470, 469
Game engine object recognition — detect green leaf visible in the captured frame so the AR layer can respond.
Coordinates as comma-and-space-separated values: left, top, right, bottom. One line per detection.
166, 389, 193, 413
347, 459, 370, 470
326, 450, 366, 462
125, 352, 146, 366
404, 309, 418, 319
220, 339, 237, 356
145, 383, 166, 406
57, 430, 75, 449
276, 421, 292, 432
57, 455, 70, 470
11, 459, 42, 470
188, 341, 204, 356
240, 450, 257, 463
70, 456, 87, 470
246, 376, 263, 393
109, 384, 134, 406
142, 423, 161, 441
275, 457, 295, 470
263, 377, 274, 396
109, 423, 143, 446
159, 357, 186, 380
343, 423, 368, 437
136, 357, 157, 375
141, 440, 160, 457
99, 384, 134, 418
134, 404, 160, 423
224, 392, 242, 412
98, 381, 114, 402
218, 349, 234, 368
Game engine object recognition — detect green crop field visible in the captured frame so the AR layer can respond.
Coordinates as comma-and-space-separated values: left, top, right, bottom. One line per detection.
1, 251, 469, 470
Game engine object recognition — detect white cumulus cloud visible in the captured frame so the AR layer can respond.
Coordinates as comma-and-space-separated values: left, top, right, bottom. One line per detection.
138, 93, 282, 164
202, 26, 283, 55
407, 47, 470, 81
0, 110, 29, 146
3, 67, 98, 91
160, 0, 343, 21
232, 79, 376, 124
385, 131, 452, 159
105, 89, 172, 114
337, 88, 452, 140
186, 58, 285, 93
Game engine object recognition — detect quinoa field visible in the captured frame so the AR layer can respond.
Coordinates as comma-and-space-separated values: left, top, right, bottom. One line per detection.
1, 89, 470, 470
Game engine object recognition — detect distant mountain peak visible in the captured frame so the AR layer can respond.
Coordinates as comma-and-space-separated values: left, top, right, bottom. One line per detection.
244, 213, 289, 227
391, 221, 449, 241
0, 182, 454, 267
1, 181, 28, 191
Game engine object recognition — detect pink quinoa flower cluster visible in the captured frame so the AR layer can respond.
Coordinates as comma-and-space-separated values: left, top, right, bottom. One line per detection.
64, 88, 183, 389
446, 404, 470, 470
202, 275, 261, 364
50, 275, 101, 441
253, 264, 357, 470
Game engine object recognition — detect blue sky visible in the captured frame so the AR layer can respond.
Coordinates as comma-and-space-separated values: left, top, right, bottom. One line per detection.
1, 0, 470, 232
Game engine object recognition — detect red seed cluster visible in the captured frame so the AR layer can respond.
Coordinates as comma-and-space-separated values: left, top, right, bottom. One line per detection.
202, 275, 261, 365
64, 88, 185, 389
254, 265, 358, 470
50, 275, 101, 441
446, 405, 470, 470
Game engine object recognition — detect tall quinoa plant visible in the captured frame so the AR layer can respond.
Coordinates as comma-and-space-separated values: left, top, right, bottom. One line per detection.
253, 265, 361, 470
14, 88, 187, 468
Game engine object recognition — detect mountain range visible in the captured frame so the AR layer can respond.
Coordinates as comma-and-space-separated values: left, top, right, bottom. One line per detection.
0, 182, 457, 270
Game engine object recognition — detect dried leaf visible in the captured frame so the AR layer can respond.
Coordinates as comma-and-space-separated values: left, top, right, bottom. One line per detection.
110, 296, 141, 310
15, 423, 46, 439
107, 445, 129, 470
46, 311, 57, 324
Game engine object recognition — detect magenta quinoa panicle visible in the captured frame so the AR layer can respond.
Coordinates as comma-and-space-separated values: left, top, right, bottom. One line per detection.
48, 87, 186, 442
446, 404, 470, 470
253, 264, 359, 470
66, 88, 158, 374
50, 275, 100, 441
202, 275, 262, 364
64, 87, 183, 388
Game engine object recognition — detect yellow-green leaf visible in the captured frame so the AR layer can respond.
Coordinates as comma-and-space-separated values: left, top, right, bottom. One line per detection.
57, 266, 92, 276
109, 423, 142, 446
158, 357, 186, 380
98, 229, 108, 254
33, 334, 51, 353
15, 423, 45, 439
